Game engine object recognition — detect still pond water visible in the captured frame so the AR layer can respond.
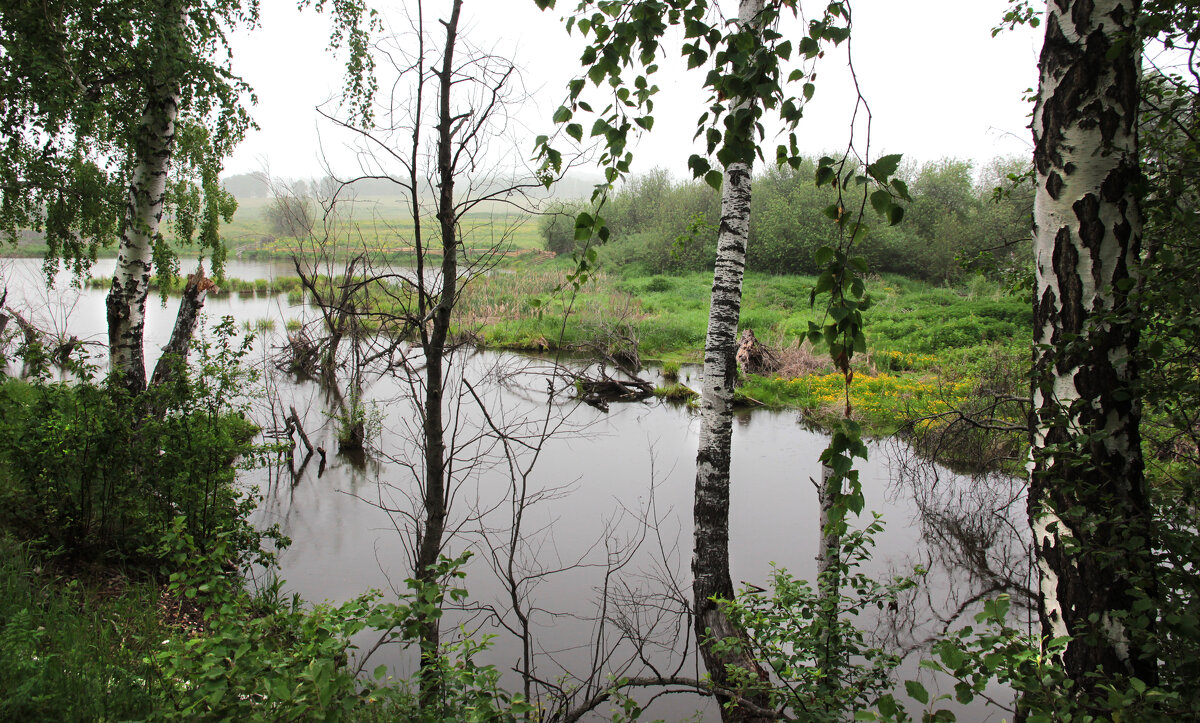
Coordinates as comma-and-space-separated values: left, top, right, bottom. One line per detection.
1, 255, 1028, 720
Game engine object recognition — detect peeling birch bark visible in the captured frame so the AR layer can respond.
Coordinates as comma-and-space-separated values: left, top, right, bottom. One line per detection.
1029, 0, 1155, 686
107, 80, 180, 392
691, 2, 772, 720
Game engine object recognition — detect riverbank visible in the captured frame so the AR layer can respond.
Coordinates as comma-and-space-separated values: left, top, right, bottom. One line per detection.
446, 266, 1029, 434
4, 252, 1031, 437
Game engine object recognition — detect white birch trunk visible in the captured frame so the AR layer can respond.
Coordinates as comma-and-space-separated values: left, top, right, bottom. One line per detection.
691, 2, 771, 719
1029, 0, 1154, 686
107, 81, 180, 392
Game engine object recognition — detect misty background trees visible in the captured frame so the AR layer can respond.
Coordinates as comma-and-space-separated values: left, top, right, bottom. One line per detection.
542, 156, 1032, 283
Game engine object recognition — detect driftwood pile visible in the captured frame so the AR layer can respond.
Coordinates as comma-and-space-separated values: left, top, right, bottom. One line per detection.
572, 365, 655, 412
277, 327, 323, 376
735, 329, 780, 374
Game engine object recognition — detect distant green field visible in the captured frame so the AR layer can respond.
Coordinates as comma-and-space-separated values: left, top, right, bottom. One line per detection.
222, 196, 544, 259
1, 196, 545, 261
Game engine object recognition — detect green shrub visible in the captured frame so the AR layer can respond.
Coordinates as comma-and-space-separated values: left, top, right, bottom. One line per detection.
635, 275, 667, 293
718, 516, 917, 719
0, 317, 260, 559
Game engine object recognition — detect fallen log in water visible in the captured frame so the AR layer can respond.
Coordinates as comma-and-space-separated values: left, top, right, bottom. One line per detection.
572, 367, 655, 412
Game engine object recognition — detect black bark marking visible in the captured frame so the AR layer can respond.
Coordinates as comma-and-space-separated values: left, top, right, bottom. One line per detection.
1047, 171, 1065, 200
1071, 0, 1095, 36
1051, 225, 1083, 337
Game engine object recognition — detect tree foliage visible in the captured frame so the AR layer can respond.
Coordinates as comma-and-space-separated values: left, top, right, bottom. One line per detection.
554, 158, 1031, 281
0, 0, 376, 278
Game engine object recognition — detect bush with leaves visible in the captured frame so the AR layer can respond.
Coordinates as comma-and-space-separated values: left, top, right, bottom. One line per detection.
856, 592, 1200, 723
715, 517, 919, 721
0, 316, 261, 559
150, 535, 531, 722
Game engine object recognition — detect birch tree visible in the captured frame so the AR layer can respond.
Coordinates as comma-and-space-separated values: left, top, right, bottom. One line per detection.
1029, 0, 1156, 688
106, 14, 188, 392
0, 0, 375, 391
533, 2, 873, 718
690, 3, 774, 717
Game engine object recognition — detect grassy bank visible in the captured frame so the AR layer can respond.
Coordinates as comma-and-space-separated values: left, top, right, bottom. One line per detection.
74, 263, 1028, 434
457, 269, 1027, 360
448, 266, 1028, 433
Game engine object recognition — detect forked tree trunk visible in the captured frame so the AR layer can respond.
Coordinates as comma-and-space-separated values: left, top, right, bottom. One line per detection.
691, 3, 771, 720
107, 80, 180, 392
1029, 0, 1156, 688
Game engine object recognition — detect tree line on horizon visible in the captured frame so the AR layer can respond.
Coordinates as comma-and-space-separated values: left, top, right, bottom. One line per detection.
541, 155, 1032, 283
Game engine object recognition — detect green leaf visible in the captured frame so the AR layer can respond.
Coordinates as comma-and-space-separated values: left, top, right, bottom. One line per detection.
877, 694, 899, 717
566, 123, 583, 141
552, 105, 572, 124
905, 679, 929, 705
573, 212, 593, 241
867, 153, 903, 182
704, 169, 723, 191
870, 189, 891, 217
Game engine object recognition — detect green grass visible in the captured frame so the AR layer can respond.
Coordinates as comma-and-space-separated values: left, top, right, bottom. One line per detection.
3, 197, 546, 262
0, 537, 164, 722
454, 266, 1030, 434
467, 267, 1028, 361
654, 383, 699, 402
221, 197, 545, 260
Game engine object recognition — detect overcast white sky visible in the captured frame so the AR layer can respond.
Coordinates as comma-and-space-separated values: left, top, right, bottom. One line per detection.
225, 0, 1044, 182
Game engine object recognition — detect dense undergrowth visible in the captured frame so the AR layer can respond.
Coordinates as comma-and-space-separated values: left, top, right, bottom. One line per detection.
0, 321, 523, 722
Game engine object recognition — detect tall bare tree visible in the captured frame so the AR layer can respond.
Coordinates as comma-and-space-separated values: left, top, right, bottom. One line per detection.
312, 0, 560, 706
